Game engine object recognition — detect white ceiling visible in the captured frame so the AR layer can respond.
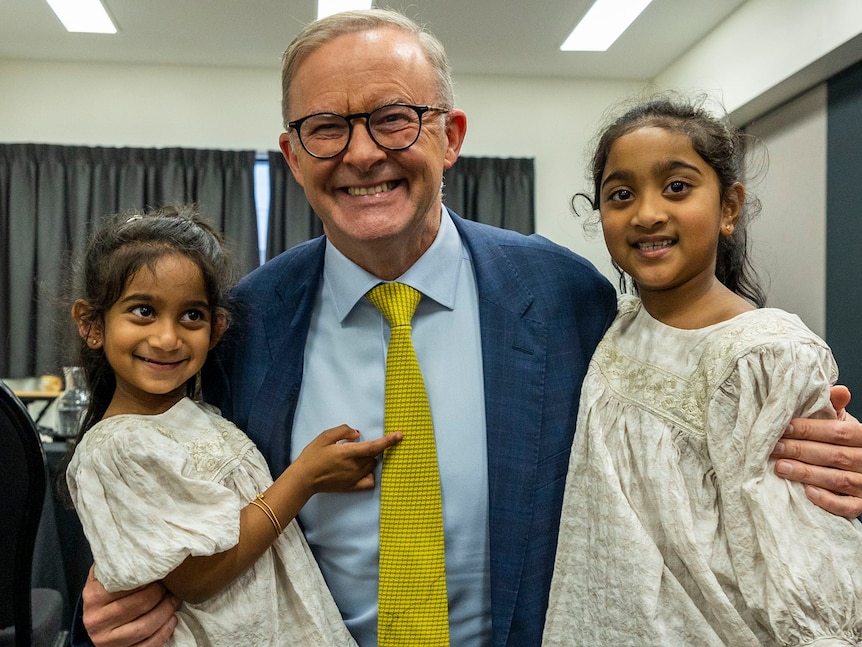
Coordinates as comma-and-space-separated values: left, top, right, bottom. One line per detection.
0, 0, 748, 80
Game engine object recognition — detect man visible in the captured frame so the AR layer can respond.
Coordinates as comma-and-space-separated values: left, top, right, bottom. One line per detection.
76, 9, 862, 647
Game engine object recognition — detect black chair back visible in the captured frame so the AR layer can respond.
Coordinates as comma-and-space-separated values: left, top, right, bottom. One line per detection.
0, 380, 49, 646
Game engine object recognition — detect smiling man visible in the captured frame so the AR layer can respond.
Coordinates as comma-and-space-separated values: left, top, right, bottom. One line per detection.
217, 14, 616, 645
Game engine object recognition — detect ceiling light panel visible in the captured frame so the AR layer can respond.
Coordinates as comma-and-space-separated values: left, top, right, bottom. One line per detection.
45, 0, 116, 33
561, 0, 653, 52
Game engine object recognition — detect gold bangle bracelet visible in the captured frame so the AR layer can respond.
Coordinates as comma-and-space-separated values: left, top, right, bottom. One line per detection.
255, 493, 282, 530
250, 495, 281, 539
250, 499, 279, 538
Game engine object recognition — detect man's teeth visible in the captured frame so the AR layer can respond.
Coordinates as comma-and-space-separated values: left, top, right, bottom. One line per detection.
347, 182, 396, 196
637, 240, 673, 251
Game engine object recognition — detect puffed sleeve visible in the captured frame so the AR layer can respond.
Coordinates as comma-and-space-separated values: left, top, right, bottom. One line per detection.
705, 334, 862, 645
67, 419, 241, 592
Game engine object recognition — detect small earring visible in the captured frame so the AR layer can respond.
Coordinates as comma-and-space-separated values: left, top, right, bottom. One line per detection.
88, 338, 98, 346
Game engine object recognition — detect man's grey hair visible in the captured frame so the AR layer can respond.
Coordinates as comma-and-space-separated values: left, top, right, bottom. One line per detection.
280, 8, 455, 130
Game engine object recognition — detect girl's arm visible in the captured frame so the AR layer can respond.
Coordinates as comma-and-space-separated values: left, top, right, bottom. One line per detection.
707, 338, 862, 644
162, 425, 401, 604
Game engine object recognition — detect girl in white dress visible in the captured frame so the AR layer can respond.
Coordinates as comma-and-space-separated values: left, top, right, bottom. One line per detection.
65, 205, 400, 646
542, 97, 862, 646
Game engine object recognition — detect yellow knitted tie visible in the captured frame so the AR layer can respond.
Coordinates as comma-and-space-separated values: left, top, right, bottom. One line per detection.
367, 282, 449, 647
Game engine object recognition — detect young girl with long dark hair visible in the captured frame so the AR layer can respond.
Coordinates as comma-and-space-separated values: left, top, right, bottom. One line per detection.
66, 205, 397, 646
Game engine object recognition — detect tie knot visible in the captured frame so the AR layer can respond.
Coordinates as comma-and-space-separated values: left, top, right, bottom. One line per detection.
367, 282, 421, 327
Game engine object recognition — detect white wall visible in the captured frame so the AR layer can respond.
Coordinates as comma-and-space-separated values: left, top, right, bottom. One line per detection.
453, 75, 643, 276
745, 86, 828, 336
656, 0, 862, 124
0, 60, 282, 150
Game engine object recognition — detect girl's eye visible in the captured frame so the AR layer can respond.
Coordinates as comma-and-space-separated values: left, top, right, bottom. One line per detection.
181, 309, 207, 323
130, 304, 154, 318
608, 188, 632, 202
667, 180, 688, 194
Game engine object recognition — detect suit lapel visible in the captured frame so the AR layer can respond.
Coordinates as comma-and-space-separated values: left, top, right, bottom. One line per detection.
246, 238, 325, 473
453, 215, 547, 647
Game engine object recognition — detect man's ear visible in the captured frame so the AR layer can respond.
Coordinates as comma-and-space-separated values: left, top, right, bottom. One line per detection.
71, 300, 103, 348
209, 309, 229, 350
442, 109, 467, 171
279, 131, 305, 187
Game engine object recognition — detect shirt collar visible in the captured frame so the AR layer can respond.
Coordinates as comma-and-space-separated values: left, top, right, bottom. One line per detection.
324, 207, 463, 323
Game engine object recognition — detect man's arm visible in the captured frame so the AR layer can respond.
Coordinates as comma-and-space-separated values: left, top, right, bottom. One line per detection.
74, 567, 180, 647
771, 385, 862, 518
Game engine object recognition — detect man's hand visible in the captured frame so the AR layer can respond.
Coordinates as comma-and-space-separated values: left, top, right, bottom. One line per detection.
83, 566, 180, 647
771, 385, 862, 518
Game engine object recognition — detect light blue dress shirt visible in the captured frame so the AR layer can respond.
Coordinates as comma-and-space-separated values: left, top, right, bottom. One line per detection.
291, 210, 492, 646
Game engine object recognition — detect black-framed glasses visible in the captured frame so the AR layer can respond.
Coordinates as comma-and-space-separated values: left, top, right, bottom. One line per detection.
288, 103, 449, 159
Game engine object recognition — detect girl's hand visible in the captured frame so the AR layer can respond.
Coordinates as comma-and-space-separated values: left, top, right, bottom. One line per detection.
292, 424, 403, 494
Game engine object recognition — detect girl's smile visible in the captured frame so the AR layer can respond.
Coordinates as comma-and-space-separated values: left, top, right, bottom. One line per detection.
632, 236, 676, 256
135, 355, 188, 370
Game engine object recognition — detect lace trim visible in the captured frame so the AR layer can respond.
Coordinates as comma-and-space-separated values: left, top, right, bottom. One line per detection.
593, 306, 796, 436
162, 411, 255, 480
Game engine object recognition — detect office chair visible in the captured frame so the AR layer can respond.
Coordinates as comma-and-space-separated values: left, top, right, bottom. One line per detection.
0, 380, 63, 647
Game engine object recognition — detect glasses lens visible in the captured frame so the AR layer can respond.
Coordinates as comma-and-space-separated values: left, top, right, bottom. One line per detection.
369, 105, 422, 150
298, 114, 350, 158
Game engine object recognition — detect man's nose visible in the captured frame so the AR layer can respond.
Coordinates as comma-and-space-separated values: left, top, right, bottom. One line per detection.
342, 119, 387, 169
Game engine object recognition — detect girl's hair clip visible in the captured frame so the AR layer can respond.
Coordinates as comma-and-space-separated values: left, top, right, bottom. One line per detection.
124, 214, 143, 224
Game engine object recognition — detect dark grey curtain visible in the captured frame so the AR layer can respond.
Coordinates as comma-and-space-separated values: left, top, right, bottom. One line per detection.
444, 157, 535, 234
265, 151, 322, 261
0, 144, 258, 378
265, 153, 535, 259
